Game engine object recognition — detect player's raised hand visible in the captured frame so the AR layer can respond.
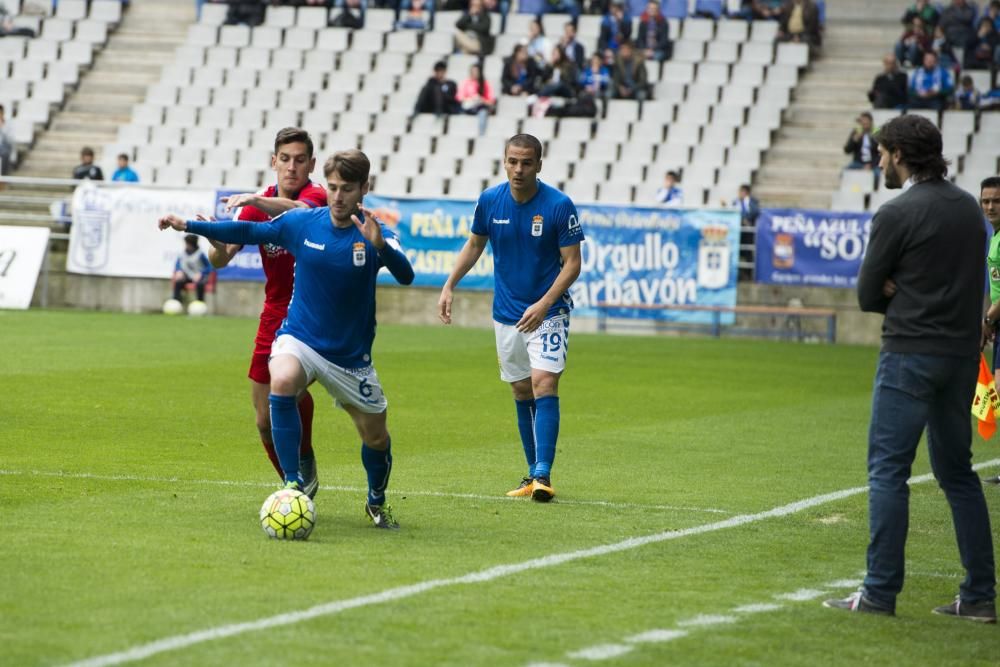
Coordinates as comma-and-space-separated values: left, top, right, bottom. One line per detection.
352, 205, 386, 249
221, 193, 256, 212
158, 214, 187, 231
438, 286, 453, 324
516, 301, 548, 333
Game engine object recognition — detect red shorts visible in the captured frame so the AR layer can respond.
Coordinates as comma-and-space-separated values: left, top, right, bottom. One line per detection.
248, 309, 286, 384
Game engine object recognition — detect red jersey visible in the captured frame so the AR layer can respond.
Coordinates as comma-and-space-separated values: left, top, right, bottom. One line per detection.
235, 181, 327, 314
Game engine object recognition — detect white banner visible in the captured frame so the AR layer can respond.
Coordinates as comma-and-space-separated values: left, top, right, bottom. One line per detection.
0, 226, 50, 310
67, 183, 217, 278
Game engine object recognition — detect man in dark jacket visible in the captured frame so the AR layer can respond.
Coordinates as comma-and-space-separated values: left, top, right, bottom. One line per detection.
413, 61, 460, 116
455, 0, 494, 55
868, 54, 908, 109
824, 115, 997, 623
636, 0, 672, 62
843, 111, 878, 170
939, 0, 978, 51
611, 40, 649, 101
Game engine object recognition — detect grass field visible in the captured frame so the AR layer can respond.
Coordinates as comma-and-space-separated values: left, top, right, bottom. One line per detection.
1, 309, 998, 667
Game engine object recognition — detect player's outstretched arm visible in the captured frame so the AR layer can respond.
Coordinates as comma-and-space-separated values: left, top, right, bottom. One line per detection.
222, 193, 310, 217
353, 206, 415, 285
158, 214, 284, 247
439, 233, 488, 324
516, 243, 582, 333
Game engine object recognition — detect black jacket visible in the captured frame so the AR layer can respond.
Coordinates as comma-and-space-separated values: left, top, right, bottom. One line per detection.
413, 78, 459, 115
857, 179, 986, 356
868, 71, 908, 108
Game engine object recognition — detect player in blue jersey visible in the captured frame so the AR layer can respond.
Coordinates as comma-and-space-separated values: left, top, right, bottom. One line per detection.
159, 150, 414, 529
438, 134, 584, 502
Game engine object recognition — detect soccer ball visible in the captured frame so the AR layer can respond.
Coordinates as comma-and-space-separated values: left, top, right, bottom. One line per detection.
187, 300, 208, 317
259, 488, 316, 540
162, 298, 184, 315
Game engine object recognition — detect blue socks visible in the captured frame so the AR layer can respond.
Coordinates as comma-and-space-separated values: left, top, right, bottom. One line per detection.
361, 440, 392, 506
268, 394, 302, 485
532, 396, 559, 480
515, 398, 537, 477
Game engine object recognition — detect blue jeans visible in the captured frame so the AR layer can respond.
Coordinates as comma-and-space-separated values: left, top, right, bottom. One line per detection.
863, 352, 996, 608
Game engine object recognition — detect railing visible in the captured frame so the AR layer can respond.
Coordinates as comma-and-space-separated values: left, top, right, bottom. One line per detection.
595, 302, 837, 343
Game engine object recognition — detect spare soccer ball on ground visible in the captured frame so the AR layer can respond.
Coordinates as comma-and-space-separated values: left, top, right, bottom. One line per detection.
162, 299, 183, 315
187, 300, 208, 317
260, 488, 316, 540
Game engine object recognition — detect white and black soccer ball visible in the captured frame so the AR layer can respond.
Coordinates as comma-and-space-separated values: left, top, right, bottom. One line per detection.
259, 488, 316, 540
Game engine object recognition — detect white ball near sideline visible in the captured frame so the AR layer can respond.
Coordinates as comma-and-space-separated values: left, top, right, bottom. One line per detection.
162, 299, 184, 316
187, 300, 208, 317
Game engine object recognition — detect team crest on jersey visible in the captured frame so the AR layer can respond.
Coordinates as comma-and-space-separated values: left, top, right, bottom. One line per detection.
531, 215, 544, 237
992, 266, 1000, 281
263, 242, 285, 258
353, 242, 366, 267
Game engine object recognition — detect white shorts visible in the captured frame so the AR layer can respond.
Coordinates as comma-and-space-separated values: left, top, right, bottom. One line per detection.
494, 315, 569, 383
271, 334, 388, 413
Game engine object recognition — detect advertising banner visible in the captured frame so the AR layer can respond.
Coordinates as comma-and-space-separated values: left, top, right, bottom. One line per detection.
0, 226, 50, 309
755, 209, 873, 288
67, 183, 216, 278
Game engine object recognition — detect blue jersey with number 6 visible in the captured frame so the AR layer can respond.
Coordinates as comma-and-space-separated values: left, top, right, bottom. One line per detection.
471, 180, 584, 325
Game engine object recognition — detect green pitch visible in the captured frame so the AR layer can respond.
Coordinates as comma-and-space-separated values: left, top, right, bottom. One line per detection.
1, 309, 997, 667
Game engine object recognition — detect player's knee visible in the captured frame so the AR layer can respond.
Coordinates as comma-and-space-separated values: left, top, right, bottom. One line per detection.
269, 375, 298, 396
510, 379, 533, 401
364, 429, 390, 449
532, 377, 559, 398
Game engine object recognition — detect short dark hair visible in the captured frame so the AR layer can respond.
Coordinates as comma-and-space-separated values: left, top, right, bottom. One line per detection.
433, 60, 447, 71
504, 134, 543, 161
184, 234, 199, 245
117, 153, 129, 161
81, 147, 94, 158
323, 149, 371, 184
982, 176, 1000, 192
666, 170, 680, 181
273, 127, 314, 159
875, 115, 949, 180
739, 183, 751, 192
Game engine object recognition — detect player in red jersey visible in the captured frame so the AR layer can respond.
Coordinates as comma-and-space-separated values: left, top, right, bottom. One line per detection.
208, 127, 327, 497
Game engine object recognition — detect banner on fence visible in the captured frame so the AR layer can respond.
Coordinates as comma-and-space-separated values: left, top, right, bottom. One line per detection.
755, 208, 873, 288
67, 183, 216, 278
0, 225, 50, 309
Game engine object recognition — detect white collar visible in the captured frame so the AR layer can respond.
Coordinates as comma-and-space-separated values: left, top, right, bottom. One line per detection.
902, 177, 915, 191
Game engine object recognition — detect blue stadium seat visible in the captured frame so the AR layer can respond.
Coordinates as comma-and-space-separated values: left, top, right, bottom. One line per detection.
694, 0, 723, 18
661, 0, 688, 19
517, 0, 546, 14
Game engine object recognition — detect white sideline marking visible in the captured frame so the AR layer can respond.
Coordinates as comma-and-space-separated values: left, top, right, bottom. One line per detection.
732, 603, 783, 614
625, 629, 688, 644
676, 614, 737, 628
62, 458, 1000, 667
774, 589, 827, 602
0, 469, 732, 515
567, 644, 633, 660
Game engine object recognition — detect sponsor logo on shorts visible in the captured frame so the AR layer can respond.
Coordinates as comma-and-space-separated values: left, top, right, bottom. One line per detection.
541, 354, 559, 362
304, 239, 325, 251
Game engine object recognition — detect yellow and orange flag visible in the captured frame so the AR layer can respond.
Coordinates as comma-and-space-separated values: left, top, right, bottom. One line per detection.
971, 353, 1000, 439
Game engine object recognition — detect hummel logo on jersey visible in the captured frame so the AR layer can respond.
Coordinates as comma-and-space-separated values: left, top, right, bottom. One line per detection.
492, 218, 510, 225
304, 239, 325, 250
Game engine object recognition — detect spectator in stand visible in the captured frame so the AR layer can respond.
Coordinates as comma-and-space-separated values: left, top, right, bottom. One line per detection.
525, 18, 553, 69
930, 24, 959, 70
455, 0, 494, 56
963, 17, 1000, 69
73, 147, 104, 181
988, 0, 1000, 31
637, 0, 673, 63
396, 0, 429, 29
172, 234, 214, 304
751, 0, 783, 20
598, 1, 631, 54
869, 54, 908, 109
895, 15, 932, 67
901, 0, 939, 30
330, 0, 364, 28
908, 50, 954, 110
111, 153, 139, 183
580, 52, 611, 99
726, 183, 760, 278
457, 62, 496, 134
539, 47, 580, 98
656, 170, 683, 205
611, 40, 648, 101
502, 43, 541, 96
844, 111, 879, 172
778, 0, 822, 53
939, 0, 978, 53
0, 104, 12, 182
955, 74, 982, 109
225, 0, 267, 27
413, 60, 460, 116
559, 21, 586, 69
546, 0, 581, 20
0, 2, 35, 37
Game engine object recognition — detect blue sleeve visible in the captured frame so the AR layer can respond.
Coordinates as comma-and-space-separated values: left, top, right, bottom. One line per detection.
187, 216, 289, 247
470, 192, 489, 237
376, 224, 414, 285
174, 257, 181, 271
198, 252, 213, 273
556, 197, 584, 247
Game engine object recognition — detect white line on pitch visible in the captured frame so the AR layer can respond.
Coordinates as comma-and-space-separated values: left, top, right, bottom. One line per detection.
0, 468, 734, 514
61, 458, 1000, 667
675, 614, 737, 628
774, 589, 828, 602
732, 603, 783, 614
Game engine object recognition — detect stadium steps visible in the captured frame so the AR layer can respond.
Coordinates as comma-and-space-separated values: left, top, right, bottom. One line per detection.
12, 0, 190, 180
751, 5, 907, 210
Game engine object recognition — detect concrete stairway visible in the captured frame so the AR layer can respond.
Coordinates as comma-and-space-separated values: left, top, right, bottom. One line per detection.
752, 0, 908, 209
1, 0, 193, 227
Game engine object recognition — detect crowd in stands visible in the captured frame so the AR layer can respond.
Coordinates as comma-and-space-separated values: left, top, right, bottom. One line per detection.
878, 0, 1000, 112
